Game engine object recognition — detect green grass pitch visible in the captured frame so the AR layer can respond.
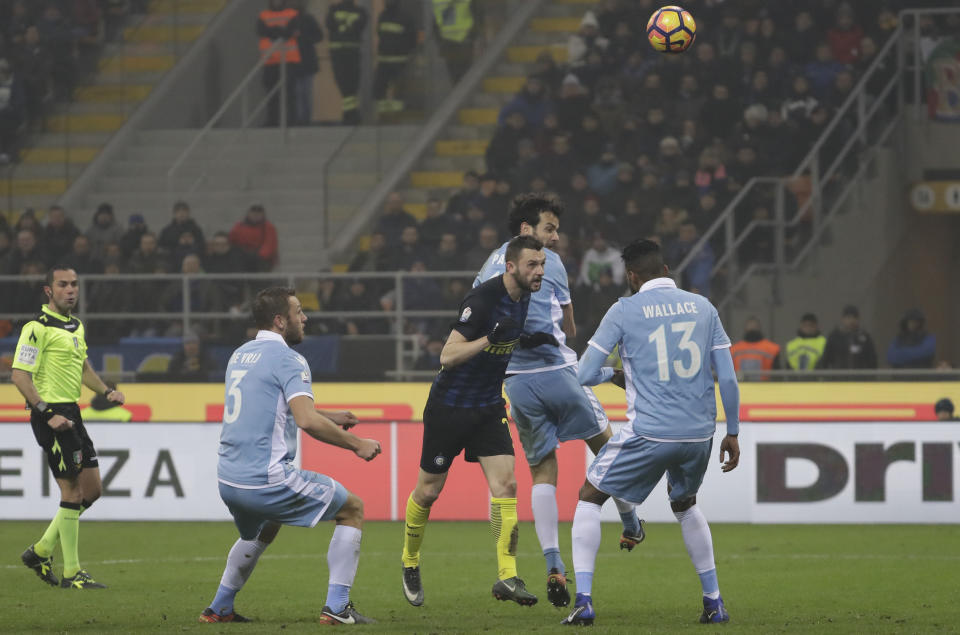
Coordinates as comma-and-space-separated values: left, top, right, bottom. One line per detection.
1, 521, 956, 633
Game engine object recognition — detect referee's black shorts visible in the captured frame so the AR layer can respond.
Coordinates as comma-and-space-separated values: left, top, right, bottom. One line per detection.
30, 403, 99, 479
419, 398, 514, 474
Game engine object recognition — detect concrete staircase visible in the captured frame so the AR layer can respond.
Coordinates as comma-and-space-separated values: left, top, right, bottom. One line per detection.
2, 0, 226, 218
75, 125, 421, 272
333, 0, 596, 264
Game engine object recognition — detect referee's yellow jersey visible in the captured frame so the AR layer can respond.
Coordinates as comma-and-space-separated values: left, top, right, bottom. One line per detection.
12, 306, 88, 404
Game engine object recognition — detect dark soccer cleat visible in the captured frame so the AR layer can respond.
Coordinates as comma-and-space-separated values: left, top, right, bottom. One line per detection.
402, 565, 424, 606
561, 593, 595, 626
699, 595, 730, 624
619, 518, 646, 551
198, 608, 252, 623
21, 545, 58, 586
60, 569, 106, 589
546, 568, 570, 607
319, 602, 377, 625
492, 576, 538, 606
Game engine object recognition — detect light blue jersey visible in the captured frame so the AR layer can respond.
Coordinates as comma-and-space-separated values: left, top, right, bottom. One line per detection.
474, 242, 577, 372
587, 278, 731, 440
217, 330, 314, 487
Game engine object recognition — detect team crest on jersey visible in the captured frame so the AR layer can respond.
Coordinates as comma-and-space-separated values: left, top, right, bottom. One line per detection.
433, 455, 446, 467
72, 450, 83, 467
459, 307, 472, 323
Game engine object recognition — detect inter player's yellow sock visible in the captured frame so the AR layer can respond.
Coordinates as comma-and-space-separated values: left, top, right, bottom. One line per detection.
34, 511, 64, 558
490, 497, 518, 580
58, 503, 82, 578
402, 495, 431, 568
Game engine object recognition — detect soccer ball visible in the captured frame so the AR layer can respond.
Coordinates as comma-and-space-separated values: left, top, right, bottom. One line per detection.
646, 5, 696, 54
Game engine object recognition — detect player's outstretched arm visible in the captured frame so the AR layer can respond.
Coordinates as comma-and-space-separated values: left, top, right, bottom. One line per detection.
711, 348, 741, 472
577, 345, 615, 386
439, 328, 491, 368
290, 396, 381, 461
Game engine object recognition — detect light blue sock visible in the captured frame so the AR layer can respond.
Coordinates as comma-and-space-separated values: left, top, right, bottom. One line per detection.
544, 548, 565, 575
210, 584, 237, 616
619, 509, 640, 535
326, 583, 351, 613
698, 569, 720, 597
574, 571, 593, 596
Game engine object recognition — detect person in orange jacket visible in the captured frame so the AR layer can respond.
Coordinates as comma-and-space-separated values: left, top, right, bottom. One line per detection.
730, 316, 781, 378
228, 204, 279, 271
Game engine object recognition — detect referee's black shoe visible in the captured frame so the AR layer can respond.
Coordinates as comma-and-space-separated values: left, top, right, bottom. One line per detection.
21, 545, 59, 586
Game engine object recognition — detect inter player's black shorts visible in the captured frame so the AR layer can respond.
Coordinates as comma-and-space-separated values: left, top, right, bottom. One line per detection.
29, 403, 99, 479
420, 399, 514, 474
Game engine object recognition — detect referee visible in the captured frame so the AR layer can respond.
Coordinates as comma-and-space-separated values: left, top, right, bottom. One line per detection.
12, 265, 125, 589
400, 235, 558, 608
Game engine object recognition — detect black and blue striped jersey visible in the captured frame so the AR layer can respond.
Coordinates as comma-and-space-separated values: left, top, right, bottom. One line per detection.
429, 275, 529, 408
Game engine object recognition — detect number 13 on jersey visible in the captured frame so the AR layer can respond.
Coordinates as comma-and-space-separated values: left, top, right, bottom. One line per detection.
648, 321, 701, 381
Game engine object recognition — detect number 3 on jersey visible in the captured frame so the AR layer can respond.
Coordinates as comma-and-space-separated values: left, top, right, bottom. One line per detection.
648, 321, 701, 381
223, 369, 248, 423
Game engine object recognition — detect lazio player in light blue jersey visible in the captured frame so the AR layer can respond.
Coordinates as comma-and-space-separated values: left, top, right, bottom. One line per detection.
561, 240, 741, 627
474, 194, 644, 608
200, 288, 382, 626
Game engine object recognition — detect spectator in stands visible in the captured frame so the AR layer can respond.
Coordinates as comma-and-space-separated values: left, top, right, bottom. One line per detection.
701, 83, 741, 142
530, 50, 563, 96
166, 332, 219, 381
291, 0, 323, 125
739, 204, 775, 266
785, 313, 826, 371
390, 225, 421, 271
85, 203, 122, 261
3, 229, 45, 274
10, 260, 45, 313
43, 206, 79, 264
86, 257, 130, 341
0, 226, 11, 263
414, 337, 444, 371
163, 253, 225, 314
578, 265, 622, 337
586, 145, 620, 197
10, 26, 51, 131
430, 232, 464, 271
887, 308, 936, 369
349, 230, 393, 274
666, 222, 714, 297
258, 0, 301, 127
730, 317, 782, 374
128, 232, 167, 274
512, 138, 546, 193
431, 0, 476, 85
486, 110, 531, 175
499, 76, 552, 129
469, 173, 502, 221
572, 112, 608, 166
205, 231, 248, 310
556, 73, 591, 132
805, 42, 846, 100
373, 0, 416, 114
827, 4, 863, 65
0, 57, 25, 163
63, 234, 103, 274
103, 0, 132, 42
542, 133, 577, 191
229, 203, 278, 271
464, 224, 499, 269
445, 170, 479, 218
119, 213, 148, 260
786, 10, 816, 65
339, 278, 380, 335
170, 230, 204, 271
822, 305, 878, 369
73, 0, 103, 77
36, 3, 76, 100
567, 11, 608, 69
602, 162, 637, 216
620, 198, 650, 241
578, 232, 624, 288
782, 74, 819, 123
934, 398, 955, 421
375, 191, 417, 245
159, 200, 205, 254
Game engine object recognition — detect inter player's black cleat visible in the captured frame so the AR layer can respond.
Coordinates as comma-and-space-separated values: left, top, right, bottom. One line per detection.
492, 576, 538, 606
546, 568, 571, 607
319, 602, 377, 625
21, 545, 58, 586
619, 518, 646, 551
402, 565, 424, 606
60, 569, 106, 589
198, 608, 251, 623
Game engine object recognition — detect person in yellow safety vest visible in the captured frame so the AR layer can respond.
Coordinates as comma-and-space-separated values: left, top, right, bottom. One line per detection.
432, 0, 476, 84
785, 313, 826, 371
257, 0, 302, 127
326, 0, 368, 125
730, 317, 781, 380
79, 383, 133, 422
374, 0, 417, 114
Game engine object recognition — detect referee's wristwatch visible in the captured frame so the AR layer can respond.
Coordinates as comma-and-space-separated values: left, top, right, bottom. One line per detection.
103, 389, 115, 399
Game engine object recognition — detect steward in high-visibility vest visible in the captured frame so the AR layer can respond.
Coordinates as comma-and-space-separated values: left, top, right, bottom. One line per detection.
374, 0, 417, 113
785, 313, 826, 371
432, 0, 476, 83
257, 0, 301, 126
730, 318, 781, 378
326, 0, 367, 124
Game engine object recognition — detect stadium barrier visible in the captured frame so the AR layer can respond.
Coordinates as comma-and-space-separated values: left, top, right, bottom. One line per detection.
2, 420, 957, 524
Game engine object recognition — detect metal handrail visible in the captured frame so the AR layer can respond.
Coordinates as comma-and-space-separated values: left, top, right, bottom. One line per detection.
165, 38, 287, 197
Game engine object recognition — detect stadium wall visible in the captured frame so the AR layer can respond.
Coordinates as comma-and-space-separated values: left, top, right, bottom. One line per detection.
1, 383, 958, 524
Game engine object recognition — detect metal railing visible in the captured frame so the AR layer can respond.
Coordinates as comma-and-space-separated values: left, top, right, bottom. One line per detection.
674, 8, 959, 313
165, 39, 288, 198
2, 0, 205, 217
0, 270, 477, 379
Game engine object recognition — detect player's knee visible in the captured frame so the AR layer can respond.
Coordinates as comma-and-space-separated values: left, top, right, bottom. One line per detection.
336, 494, 364, 526
670, 496, 696, 514
578, 480, 608, 504
414, 483, 442, 507
489, 477, 517, 498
